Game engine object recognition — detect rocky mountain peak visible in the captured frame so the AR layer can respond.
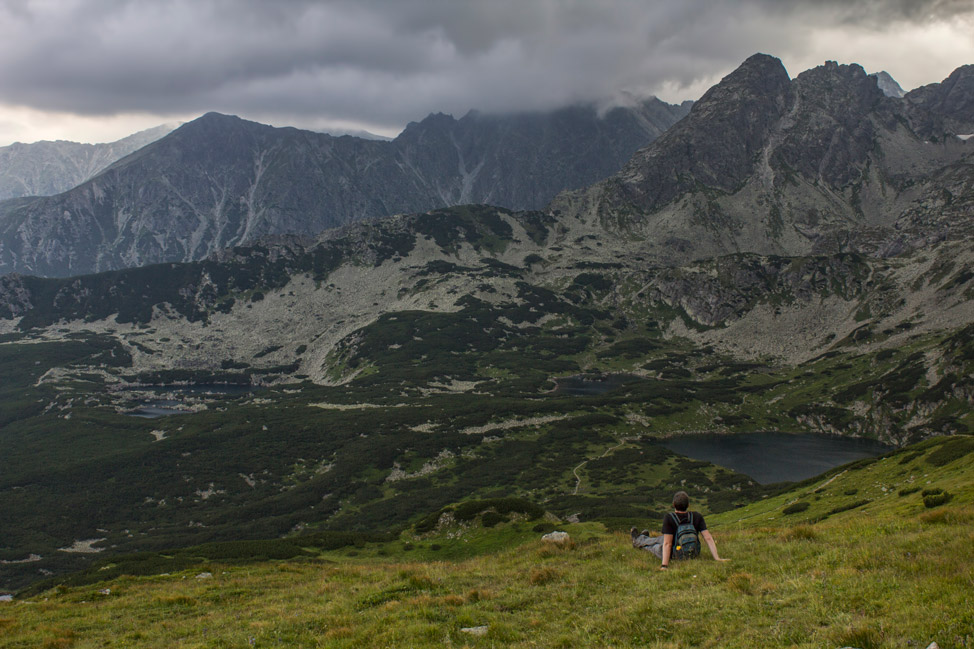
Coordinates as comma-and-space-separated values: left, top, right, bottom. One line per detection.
165, 112, 272, 143
597, 53, 792, 214
550, 53, 974, 268
905, 64, 974, 137
870, 71, 906, 98
692, 53, 792, 118
794, 61, 884, 108
773, 60, 889, 189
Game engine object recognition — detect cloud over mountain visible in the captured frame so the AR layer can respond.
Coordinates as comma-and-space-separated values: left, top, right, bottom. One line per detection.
0, 0, 971, 139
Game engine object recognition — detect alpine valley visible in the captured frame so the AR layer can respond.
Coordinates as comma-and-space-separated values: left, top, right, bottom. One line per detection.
0, 53, 972, 598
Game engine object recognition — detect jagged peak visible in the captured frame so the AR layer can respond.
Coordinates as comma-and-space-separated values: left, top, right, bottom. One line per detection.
904, 62, 974, 134
795, 60, 873, 85
870, 71, 906, 98
718, 53, 789, 89
688, 53, 791, 115
905, 64, 974, 100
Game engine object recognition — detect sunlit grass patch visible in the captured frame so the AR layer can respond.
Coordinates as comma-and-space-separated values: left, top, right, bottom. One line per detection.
2, 444, 972, 648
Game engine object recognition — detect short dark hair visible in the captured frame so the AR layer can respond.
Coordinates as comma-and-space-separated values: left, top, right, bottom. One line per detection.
672, 491, 690, 511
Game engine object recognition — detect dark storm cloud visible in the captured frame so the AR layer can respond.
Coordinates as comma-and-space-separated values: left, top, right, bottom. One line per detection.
0, 0, 970, 131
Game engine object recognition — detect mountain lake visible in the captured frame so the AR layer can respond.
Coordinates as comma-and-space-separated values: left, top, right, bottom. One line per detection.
659, 432, 893, 484
125, 384, 257, 418
552, 374, 641, 395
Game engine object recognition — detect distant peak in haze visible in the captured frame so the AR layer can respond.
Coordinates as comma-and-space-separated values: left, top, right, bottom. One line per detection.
870, 71, 906, 98
316, 127, 393, 141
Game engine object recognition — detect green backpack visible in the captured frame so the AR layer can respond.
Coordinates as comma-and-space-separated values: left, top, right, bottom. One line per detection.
670, 512, 700, 559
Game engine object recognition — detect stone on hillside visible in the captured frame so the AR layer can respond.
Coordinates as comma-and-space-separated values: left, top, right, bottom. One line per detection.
460, 625, 489, 637
541, 531, 571, 544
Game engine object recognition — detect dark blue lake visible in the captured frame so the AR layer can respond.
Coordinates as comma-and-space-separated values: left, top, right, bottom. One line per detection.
659, 432, 892, 484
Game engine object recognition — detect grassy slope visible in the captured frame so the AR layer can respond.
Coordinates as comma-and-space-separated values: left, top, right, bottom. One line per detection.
1, 437, 971, 649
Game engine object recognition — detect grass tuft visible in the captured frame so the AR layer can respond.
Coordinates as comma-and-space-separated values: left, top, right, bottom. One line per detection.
832, 625, 884, 649
782, 525, 818, 541
529, 567, 560, 585
725, 572, 755, 594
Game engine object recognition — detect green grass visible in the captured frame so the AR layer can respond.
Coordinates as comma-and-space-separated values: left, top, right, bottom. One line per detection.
1, 436, 971, 648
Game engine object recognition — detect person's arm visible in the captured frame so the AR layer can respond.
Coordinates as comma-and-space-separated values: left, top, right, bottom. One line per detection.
659, 533, 674, 570
701, 529, 728, 561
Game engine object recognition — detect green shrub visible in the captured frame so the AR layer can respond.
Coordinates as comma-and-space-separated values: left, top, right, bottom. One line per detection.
480, 512, 509, 528
827, 499, 872, 516
413, 509, 448, 534
925, 436, 974, 467
898, 487, 921, 497
897, 450, 924, 465
453, 498, 544, 522
923, 492, 953, 508
782, 502, 810, 515
532, 522, 558, 534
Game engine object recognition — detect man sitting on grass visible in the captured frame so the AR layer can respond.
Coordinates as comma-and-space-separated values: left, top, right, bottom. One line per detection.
631, 490, 729, 570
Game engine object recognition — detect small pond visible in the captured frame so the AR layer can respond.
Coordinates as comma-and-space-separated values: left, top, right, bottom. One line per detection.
659, 432, 893, 484
129, 399, 192, 418
124, 384, 257, 418
553, 374, 640, 395
138, 384, 256, 396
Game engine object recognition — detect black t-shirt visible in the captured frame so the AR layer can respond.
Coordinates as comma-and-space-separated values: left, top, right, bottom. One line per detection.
661, 511, 706, 535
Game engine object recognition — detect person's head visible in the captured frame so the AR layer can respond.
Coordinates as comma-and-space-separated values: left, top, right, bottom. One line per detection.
672, 491, 690, 512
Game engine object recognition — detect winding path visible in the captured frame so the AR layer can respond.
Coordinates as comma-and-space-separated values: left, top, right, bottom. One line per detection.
572, 437, 639, 495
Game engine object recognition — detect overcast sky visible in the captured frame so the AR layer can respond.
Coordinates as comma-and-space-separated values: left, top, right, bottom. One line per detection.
0, 0, 972, 145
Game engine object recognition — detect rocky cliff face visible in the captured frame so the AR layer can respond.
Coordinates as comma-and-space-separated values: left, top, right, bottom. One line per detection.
0, 124, 176, 200
552, 56, 974, 266
0, 99, 688, 277
904, 64, 974, 138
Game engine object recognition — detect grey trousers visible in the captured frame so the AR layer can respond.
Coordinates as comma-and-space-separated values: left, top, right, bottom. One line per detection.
633, 533, 664, 559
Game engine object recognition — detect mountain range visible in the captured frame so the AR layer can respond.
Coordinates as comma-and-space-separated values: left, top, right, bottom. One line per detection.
554, 55, 974, 264
0, 99, 689, 277
0, 124, 176, 201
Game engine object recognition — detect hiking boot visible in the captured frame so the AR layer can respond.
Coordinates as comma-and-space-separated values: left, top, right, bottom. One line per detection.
641, 530, 649, 537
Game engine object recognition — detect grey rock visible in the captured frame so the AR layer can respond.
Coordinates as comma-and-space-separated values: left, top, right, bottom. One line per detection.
460, 626, 489, 636
541, 531, 571, 544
